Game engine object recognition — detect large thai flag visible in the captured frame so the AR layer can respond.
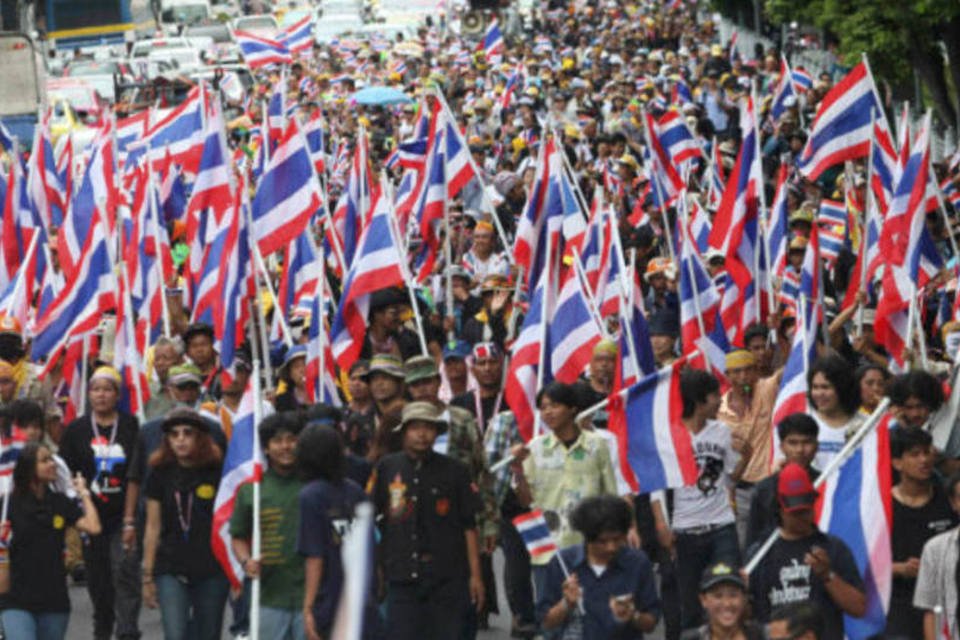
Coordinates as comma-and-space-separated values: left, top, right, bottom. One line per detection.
504, 264, 551, 442
512, 510, 559, 559
214, 189, 252, 384
31, 213, 115, 364
770, 56, 797, 122
798, 61, 888, 182
815, 415, 892, 640
330, 195, 405, 371
236, 30, 293, 68
212, 382, 263, 589
611, 359, 698, 493
644, 112, 685, 199
549, 267, 602, 383
281, 15, 313, 53
480, 18, 504, 62
770, 226, 820, 467
251, 117, 323, 256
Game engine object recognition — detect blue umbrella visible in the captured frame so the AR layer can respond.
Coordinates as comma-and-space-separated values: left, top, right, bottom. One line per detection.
351, 86, 413, 106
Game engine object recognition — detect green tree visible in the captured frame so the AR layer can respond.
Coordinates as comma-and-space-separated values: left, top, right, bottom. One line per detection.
764, 0, 959, 129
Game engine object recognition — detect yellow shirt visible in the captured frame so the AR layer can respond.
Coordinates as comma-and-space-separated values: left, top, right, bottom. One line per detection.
522, 429, 618, 564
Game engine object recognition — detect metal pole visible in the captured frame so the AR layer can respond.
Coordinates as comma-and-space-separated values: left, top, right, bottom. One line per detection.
857, 109, 876, 337
533, 235, 553, 438
249, 359, 262, 640
147, 170, 172, 338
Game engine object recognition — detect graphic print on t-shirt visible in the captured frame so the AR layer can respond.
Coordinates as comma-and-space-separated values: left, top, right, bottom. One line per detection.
694, 440, 726, 497
90, 436, 126, 497
767, 558, 812, 607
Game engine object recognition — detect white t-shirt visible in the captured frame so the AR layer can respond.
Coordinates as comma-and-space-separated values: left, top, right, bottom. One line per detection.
671, 419, 739, 530
591, 428, 633, 497
813, 412, 863, 472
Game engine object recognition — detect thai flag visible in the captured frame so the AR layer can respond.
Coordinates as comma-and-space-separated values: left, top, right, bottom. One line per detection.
281, 15, 313, 53
332, 137, 376, 270
58, 127, 116, 280
687, 197, 713, 254
113, 261, 150, 419
779, 267, 800, 313
480, 18, 504, 62
940, 176, 960, 208
212, 382, 264, 589
251, 117, 323, 256
30, 212, 115, 364
871, 120, 898, 213
577, 194, 610, 294
798, 61, 889, 182
819, 225, 845, 268
679, 216, 729, 381
512, 510, 558, 558
818, 199, 848, 230
303, 109, 327, 177
767, 164, 790, 276
330, 194, 406, 372
875, 114, 942, 368
26, 116, 64, 228
116, 110, 149, 160
277, 232, 319, 318
54, 134, 73, 209
708, 97, 763, 345
266, 83, 286, 154
0, 156, 41, 293
305, 281, 341, 406
644, 112, 685, 199
236, 30, 293, 68
770, 56, 797, 122
815, 415, 892, 640
0, 427, 27, 494
158, 154, 188, 223
770, 226, 820, 467
191, 204, 233, 327
654, 110, 703, 170
791, 67, 814, 93
514, 138, 574, 291
0, 230, 42, 331
505, 264, 551, 442
671, 79, 693, 106
141, 87, 206, 178
549, 266, 602, 383
611, 359, 699, 493
500, 63, 524, 110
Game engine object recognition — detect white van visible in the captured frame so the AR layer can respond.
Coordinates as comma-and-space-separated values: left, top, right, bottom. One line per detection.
160, 0, 213, 27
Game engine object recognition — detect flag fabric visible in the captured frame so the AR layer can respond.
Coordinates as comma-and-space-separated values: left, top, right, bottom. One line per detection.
548, 267, 602, 383
767, 163, 790, 276
815, 415, 892, 640
251, 117, 323, 256
792, 67, 813, 93
798, 61, 888, 182
143, 87, 206, 177
330, 196, 406, 372
213, 189, 252, 384
480, 18, 504, 61
236, 30, 293, 68
211, 383, 263, 589
654, 110, 703, 170
818, 199, 848, 230
512, 510, 559, 558
770, 56, 797, 122
504, 263, 550, 442
281, 15, 313, 53
277, 232, 320, 318
611, 359, 698, 493
305, 264, 341, 406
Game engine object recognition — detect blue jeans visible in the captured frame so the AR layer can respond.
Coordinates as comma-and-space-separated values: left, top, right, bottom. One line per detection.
259, 606, 304, 640
674, 523, 740, 629
155, 573, 230, 640
0, 609, 69, 640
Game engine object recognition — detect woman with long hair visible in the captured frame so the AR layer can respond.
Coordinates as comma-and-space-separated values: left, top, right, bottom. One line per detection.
141, 408, 228, 640
1, 442, 101, 640
807, 354, 864, 472
855, 363, 890, 416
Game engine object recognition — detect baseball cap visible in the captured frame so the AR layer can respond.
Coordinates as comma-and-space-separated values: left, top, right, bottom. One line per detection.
395, 401, 448, 434
700, 561, 746, 592
404, 355, 439, 384
777, 462, 818, 512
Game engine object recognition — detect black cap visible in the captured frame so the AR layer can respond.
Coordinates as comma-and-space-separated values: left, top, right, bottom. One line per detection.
700, 562, 746, 592
161, 408, 212, 434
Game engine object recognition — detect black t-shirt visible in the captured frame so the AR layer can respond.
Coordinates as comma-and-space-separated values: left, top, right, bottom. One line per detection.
4, 490, 81, 612
59, 413, 139, 530
749, 530, 864, 640
891, 484, 956, 604
297, 478, 368, 632
451, 390, 510, 434
144, 463, 223, 580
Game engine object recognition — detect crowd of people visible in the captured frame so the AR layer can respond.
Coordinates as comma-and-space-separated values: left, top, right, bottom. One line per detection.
3, 0, 960, 639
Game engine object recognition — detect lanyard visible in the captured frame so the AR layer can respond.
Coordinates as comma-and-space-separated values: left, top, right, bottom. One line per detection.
173, 490, 193, 541
474, 390, 502, 433
91, 416, 119, 475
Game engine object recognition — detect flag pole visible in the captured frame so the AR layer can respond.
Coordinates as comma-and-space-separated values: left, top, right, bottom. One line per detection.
79, 334, 89, 418
147, 170, 172, 338
119, 268, 147, 425
799, 293, 810, 375
570, 246, 608, 339
906, 285, 918, 372
249, 358, 263, 640
744, 396, 891, 574
751, 84, 776, 317
251, 243, 294, 348
929, 162, 960, 265
533, 235, 554, 439
678, 192, 709, 341
316, 241, 326, 403
858, 109, 876, 337
641, 112, 676, 264
442, 150, 455, 342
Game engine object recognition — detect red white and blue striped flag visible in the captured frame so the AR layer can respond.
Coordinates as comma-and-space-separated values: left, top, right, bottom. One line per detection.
512, 510, 559, 558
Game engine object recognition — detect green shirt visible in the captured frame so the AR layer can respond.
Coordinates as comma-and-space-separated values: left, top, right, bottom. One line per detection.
230, 468, 304, 609
522, 429, 618, 565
